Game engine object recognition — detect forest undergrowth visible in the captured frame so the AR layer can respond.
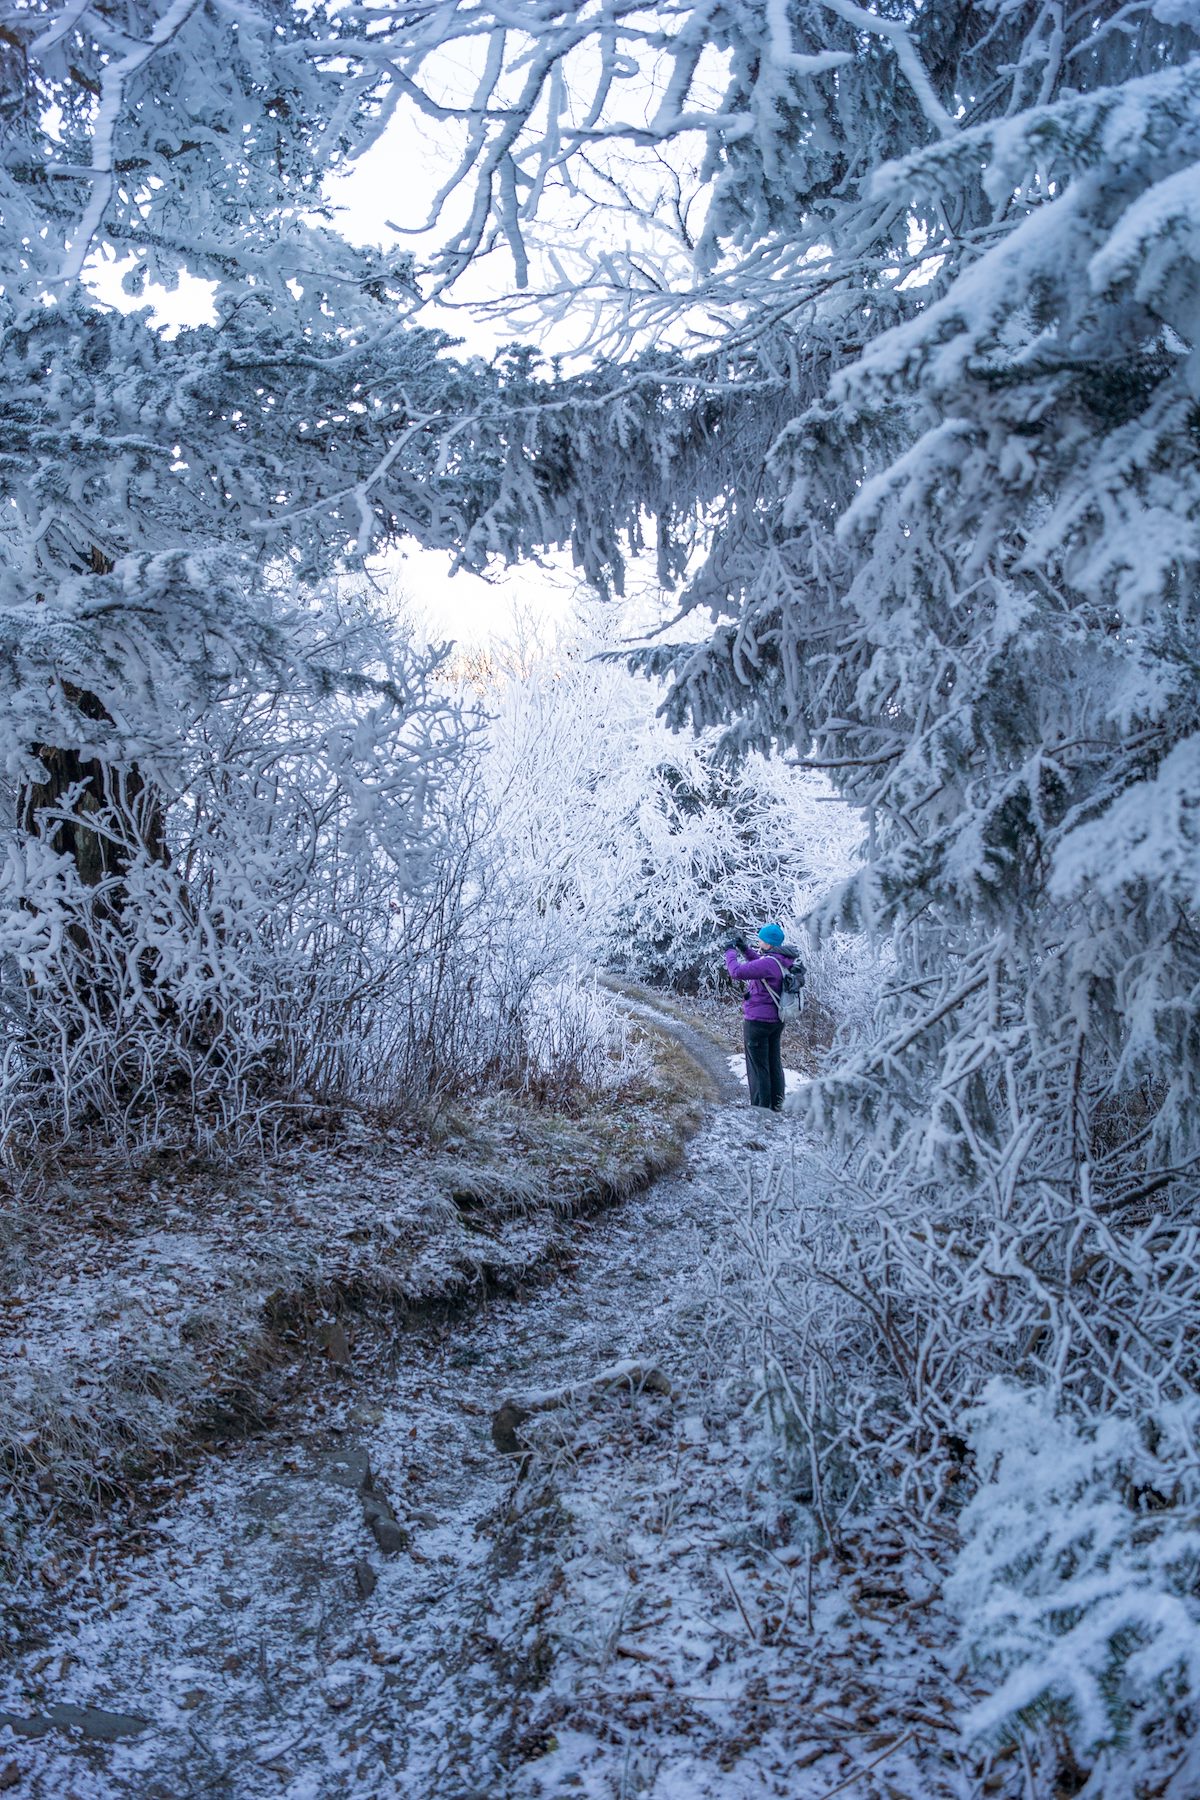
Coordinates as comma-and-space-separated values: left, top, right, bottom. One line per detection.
489, 1120, 1200, 1800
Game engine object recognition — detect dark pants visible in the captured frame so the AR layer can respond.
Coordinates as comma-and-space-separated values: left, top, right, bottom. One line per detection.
744, 1019, 785, 1110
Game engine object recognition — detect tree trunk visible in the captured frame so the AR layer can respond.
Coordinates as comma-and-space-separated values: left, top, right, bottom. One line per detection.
20, 550, 169, 1032
20, 681, 167, 888
21, 547, 167, 887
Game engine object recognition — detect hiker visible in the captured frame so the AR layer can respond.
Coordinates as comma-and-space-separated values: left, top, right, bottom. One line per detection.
723, 923, 802, 1111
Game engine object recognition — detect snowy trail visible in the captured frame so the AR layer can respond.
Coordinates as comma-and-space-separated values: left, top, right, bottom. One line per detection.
2, 1009, 790, 1799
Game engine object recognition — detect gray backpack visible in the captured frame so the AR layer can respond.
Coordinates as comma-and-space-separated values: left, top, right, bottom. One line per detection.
764, 955, 804, 1025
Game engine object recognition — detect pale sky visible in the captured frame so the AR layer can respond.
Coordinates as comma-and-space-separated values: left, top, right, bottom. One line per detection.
392, 545, 578, 649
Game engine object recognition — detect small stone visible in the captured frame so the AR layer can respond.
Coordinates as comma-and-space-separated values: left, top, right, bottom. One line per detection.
354, 1558, 377, 1601
491, 1401, 531, 1457
369, 1513, 409, 1555
347, 1405, 383, 1426
47, 1704, 148, 1742
0, 1714, 50, 1741
635, 1368, 673, 1398
0, 1762, 22, 1791
362, 1491, 409, 1553
321, 1678, 358, 1712
179, 1689, 208, 1711
325, 1445, 373, 1494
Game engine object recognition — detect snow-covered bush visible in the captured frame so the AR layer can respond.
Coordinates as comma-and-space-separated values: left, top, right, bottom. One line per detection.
0, 587, 466, 1146
479, 614, 855, 990
701, 1140, 1200, 1791
795, 930, 878, 1042
369, 790, 648, 1111
0, 3, 637, 1148
951, 1383, 1200, 1780
521, 973, 652, 1104
0, 581, 649, 1150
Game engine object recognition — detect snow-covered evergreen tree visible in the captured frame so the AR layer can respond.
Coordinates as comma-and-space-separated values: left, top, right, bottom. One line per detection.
369, 3, 1200, 1777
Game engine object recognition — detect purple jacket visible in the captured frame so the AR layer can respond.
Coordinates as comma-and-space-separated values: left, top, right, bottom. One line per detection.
725, 946, 797, 1021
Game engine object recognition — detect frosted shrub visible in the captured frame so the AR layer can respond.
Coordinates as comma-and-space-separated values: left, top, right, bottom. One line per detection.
1, 589, 633, 1150
368, 840, 642, 1110
522, 971, 651, 1102
700, 1147, 1200, 1787
700, 1151, 884, 1537
0, 637, 635, 1151
952, 1382, 1200, 1777
799, 930, 883, 1039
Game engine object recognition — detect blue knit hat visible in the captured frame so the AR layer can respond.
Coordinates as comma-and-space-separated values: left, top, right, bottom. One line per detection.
757, 922, 785, 947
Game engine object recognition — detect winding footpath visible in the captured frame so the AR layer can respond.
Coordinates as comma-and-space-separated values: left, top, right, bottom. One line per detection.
3, 1005, 793, 1799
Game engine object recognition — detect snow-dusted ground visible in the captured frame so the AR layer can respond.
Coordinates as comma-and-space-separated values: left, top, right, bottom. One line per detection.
1, 1066, 1001, 1799
725, 1055, 809, 1107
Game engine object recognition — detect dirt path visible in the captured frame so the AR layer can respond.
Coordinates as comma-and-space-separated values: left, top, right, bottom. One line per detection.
598, 975, 745, 1104
0, 1000, 778, 1799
